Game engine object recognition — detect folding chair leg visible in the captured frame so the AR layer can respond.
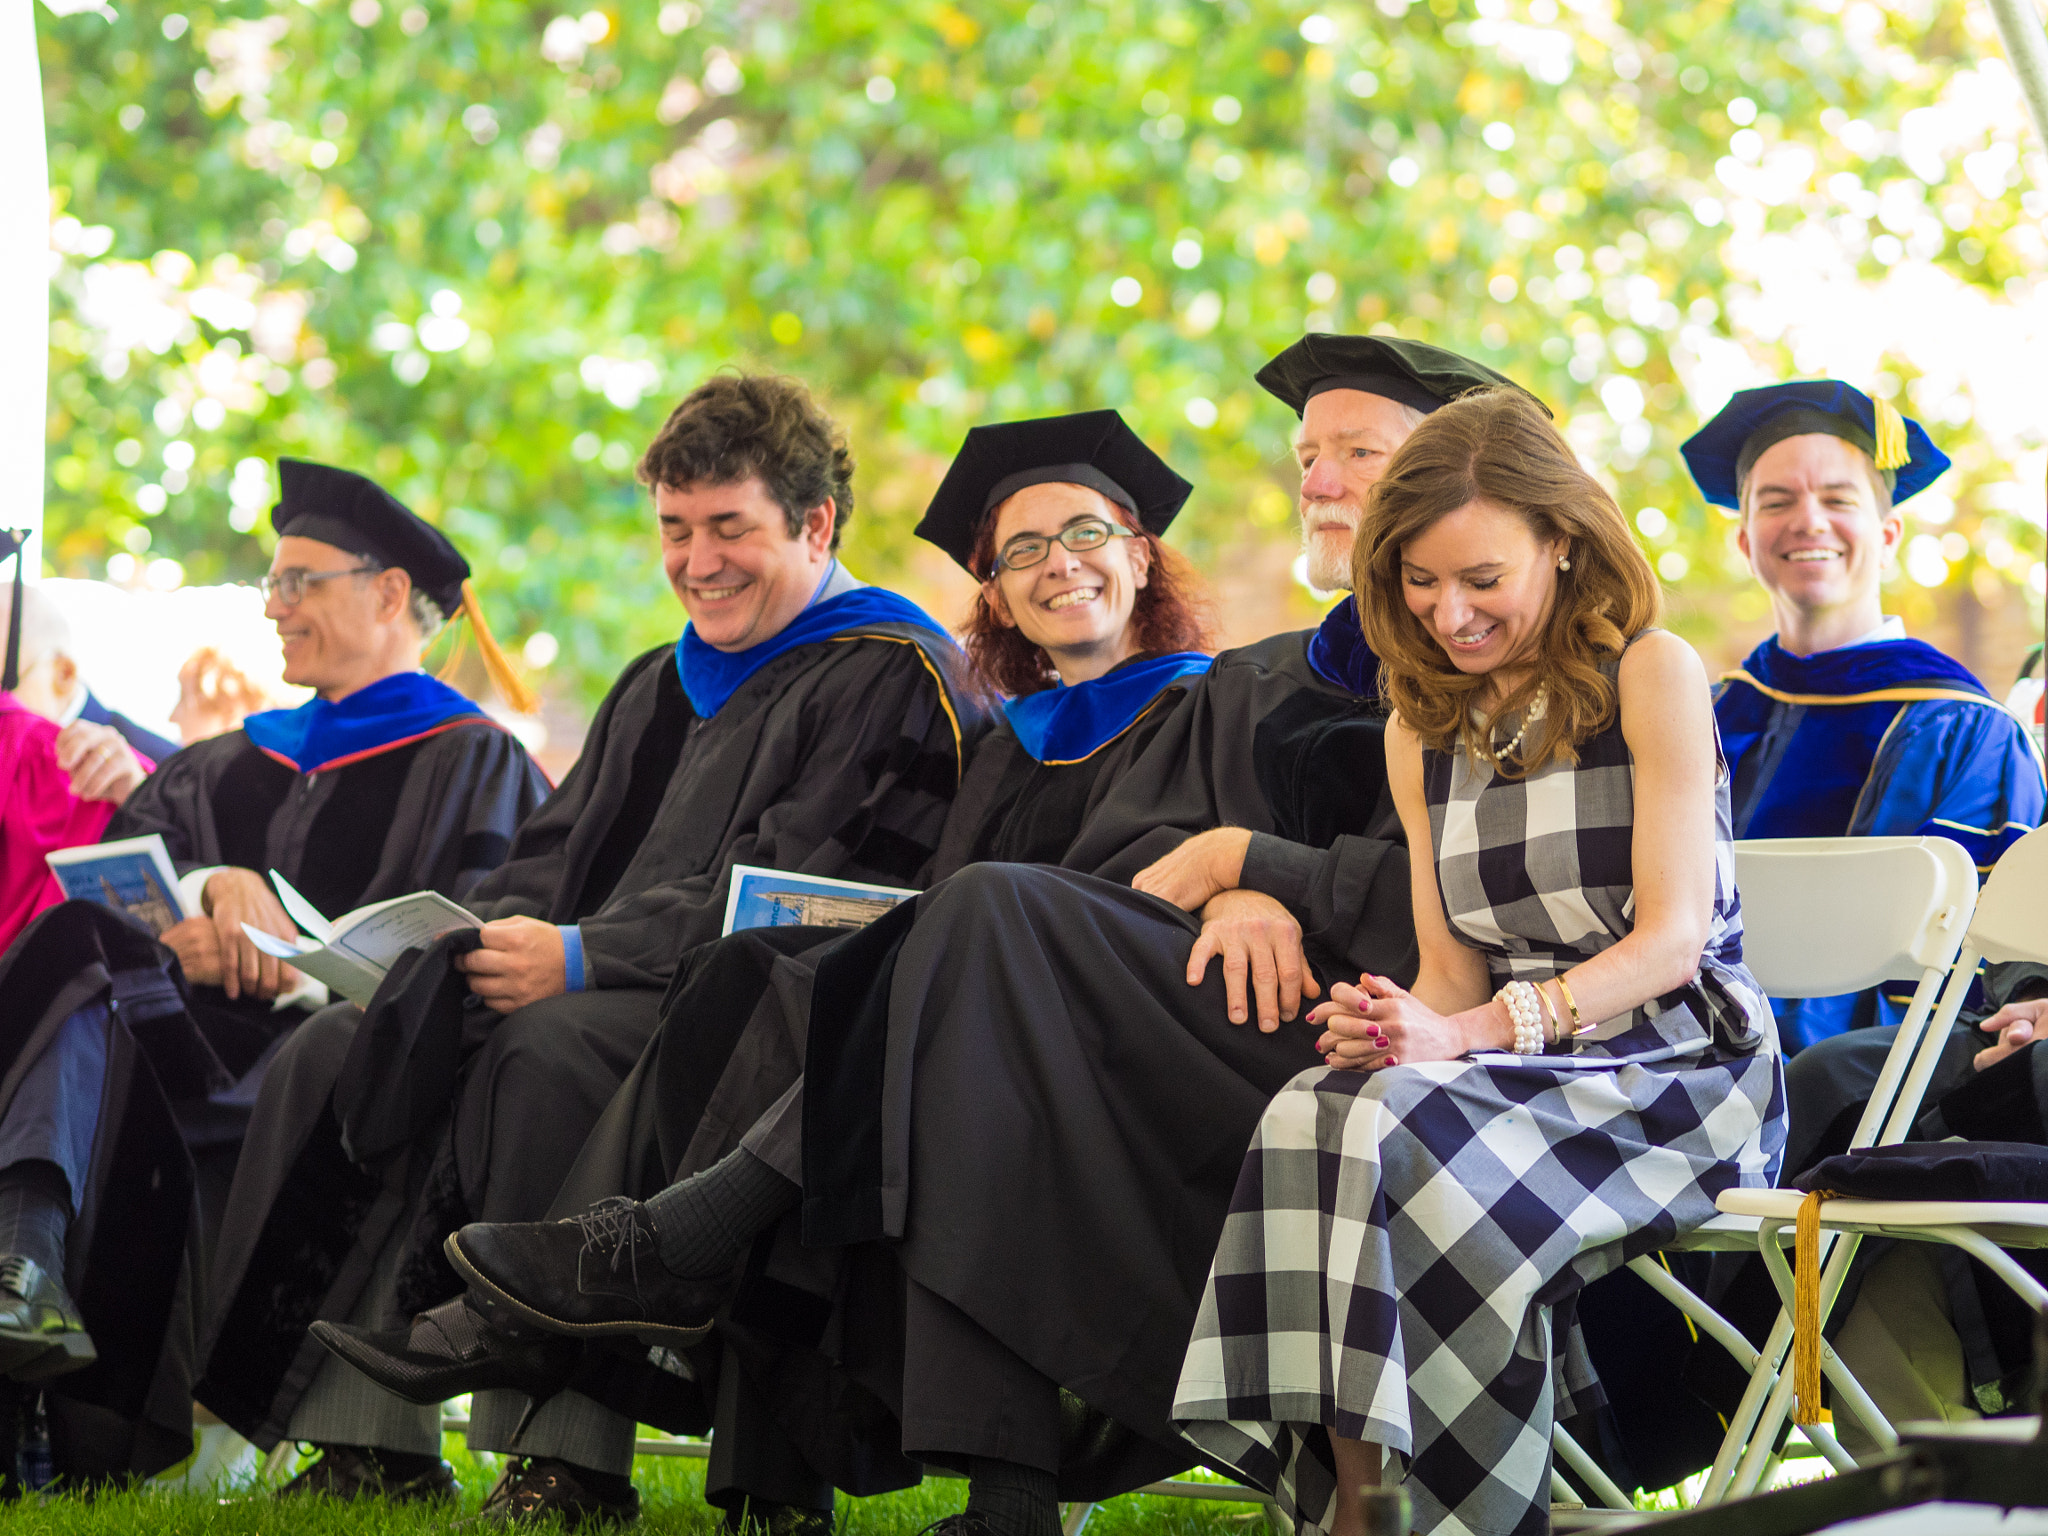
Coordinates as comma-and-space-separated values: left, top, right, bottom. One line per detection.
1060, 1502, 1095, 1536
1551, 1467, 1580, 1505
1625, 1255, 1761, 1371
1551, 1425, 1633, 1511
1701, 1311, 1792, 1505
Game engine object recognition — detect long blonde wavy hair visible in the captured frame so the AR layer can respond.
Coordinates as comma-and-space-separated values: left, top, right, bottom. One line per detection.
1352, 387, 1661, 775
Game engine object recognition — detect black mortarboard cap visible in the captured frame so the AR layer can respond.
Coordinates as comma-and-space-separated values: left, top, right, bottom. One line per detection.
916, 410, 1194, 577
271, 459, 471, 618
1680, 380, 1948, 509
1256, 334, 1547, 419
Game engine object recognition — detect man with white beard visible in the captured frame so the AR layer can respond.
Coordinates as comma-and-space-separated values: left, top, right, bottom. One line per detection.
340, 336, 1544, 1536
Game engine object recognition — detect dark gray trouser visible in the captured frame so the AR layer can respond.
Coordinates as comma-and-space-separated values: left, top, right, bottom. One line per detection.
0, 1002, 111, 1210
1782, 1017, 1983, 1177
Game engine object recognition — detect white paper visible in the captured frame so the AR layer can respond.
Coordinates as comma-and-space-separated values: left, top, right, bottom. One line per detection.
268, 870, 336, 944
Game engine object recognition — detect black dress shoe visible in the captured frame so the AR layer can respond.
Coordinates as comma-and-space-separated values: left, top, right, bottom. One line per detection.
720, 1495, 836, 1536
0, 1257, 95, 1384
310, 1297, 578, 1406
445, 1198, 729, 1346
460, 1456, 640, 1528
274, 1442, 459, 1502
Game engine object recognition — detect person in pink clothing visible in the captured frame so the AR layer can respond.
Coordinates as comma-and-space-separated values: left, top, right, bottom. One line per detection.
0, 694, 127, 953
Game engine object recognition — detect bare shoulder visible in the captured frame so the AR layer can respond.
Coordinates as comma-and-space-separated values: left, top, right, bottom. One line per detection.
1383, 709, 1425, 787
1617, 629, 1707, 696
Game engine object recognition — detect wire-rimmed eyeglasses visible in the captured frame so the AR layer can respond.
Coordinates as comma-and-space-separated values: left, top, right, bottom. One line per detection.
259, 565, 379, 605
991, 518, 1136, 575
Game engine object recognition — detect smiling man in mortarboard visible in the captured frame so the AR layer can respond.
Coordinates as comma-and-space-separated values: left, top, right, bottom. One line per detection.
1682, 381, 2044, 1057
1567, 382, 2048, 1497
0, 461, 552, 1485
192, 374, 984, 1523
319, 338, 1545, 1536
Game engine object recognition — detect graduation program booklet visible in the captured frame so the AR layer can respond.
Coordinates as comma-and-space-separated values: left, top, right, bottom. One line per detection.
45, 834, 186, 937
721, 864, 918, 936
241, 871, 482, 1005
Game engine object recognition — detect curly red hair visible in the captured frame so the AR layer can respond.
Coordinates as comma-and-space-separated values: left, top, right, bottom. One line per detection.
959, 501, 1215, 698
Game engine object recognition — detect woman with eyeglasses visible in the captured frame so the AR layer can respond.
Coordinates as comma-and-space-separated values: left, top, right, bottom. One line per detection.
312, 412, 1224, 1519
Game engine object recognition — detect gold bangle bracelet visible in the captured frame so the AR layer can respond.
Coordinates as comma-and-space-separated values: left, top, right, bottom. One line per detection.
1537, 982, 1561, 1045
1555, 974, 1587, 1035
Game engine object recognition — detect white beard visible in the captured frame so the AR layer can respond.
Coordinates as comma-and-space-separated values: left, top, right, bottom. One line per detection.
1300, 507, 1362, 593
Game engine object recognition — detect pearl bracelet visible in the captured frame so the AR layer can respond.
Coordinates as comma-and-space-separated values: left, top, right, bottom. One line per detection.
1495, 980, 1545, 1055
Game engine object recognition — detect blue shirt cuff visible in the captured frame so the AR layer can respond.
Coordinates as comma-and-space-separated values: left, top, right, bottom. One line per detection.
560, 924, 587, 992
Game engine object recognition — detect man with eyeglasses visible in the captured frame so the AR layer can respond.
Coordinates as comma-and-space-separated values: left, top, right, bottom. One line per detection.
193, 374, 983, 1524
0, 459, 550, 1489
320, 339, 1543, 1536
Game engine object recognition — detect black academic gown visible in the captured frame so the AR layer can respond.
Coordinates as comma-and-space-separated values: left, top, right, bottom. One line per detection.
0, 714, 545, 1480
195, 627, 978, 1449
536, 659, 1203, 1316
563, 630, 1417, 1503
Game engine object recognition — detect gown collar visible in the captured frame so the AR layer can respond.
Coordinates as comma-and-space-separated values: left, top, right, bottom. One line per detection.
674, 562, 956, 718
1305, 597, 1381, 698
1002, 651, 1212, 763
241, 671, 487, 773
1729, 634, 1989, 703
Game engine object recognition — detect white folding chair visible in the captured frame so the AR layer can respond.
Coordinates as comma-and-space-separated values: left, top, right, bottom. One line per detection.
1547, 835, 1981, 1512
1718, 824, 2048, 1491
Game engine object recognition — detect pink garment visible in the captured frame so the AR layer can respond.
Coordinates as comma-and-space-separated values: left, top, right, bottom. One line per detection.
0, 694, 122, 953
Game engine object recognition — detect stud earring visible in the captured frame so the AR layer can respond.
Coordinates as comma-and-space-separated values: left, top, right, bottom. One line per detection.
1557, 556, 1572, 571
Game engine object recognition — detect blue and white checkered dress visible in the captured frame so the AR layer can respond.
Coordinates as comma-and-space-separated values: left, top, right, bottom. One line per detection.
1173, 680, 1787, 1536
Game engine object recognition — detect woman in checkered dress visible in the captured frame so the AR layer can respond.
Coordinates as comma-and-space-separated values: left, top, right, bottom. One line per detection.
1173, 390, 1786, 1536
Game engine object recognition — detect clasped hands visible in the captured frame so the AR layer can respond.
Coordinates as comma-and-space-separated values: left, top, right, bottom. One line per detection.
1309, 975, 1477, 1071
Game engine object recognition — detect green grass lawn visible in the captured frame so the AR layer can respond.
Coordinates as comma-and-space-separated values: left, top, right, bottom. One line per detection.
5, 1436, 1273, 1536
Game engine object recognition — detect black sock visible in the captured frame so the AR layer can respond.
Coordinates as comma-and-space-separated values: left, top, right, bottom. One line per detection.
643, 1150, 799, 1279
0, 1161, 71, 1281
966, 1457, 1059, 1536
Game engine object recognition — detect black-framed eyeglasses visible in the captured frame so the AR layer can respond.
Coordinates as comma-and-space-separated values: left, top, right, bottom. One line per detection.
259, 566, 380, 605
991, 518, 1136, 575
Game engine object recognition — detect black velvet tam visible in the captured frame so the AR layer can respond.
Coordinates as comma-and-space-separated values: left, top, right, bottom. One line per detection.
272, 458, 471, 618
1794, 1141, 2048, 1202
915, 410, 1192, 577
1254, 334, 1545, 419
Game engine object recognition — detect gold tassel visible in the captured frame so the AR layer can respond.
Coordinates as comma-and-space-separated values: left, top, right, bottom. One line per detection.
1792, 1188, 1835, 1426
1871, 397, 1909, 472
435, 617, 470, 686
438, 579, 540, 715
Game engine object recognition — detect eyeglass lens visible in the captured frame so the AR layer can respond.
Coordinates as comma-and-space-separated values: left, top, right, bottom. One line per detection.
997, 519, 1122, 572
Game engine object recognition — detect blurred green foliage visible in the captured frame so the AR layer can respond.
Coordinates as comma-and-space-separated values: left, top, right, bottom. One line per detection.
36, 0, 2048, 706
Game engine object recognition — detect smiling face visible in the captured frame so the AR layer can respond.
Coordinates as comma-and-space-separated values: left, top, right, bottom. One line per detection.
985, 482, 1152, 685
1738, 433, 1900, 647
1294, 389, 1426, 591
657, 476, 835, 652
265, 534, 420, 699
1399, 498, 1566, 684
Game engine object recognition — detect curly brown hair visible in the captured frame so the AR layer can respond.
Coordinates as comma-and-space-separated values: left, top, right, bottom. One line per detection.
960, 498, 1216, 697
637, 372, 856, 549
1352, 387, 1661, 775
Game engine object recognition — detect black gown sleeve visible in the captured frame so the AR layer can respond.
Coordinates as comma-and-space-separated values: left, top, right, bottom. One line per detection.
577, 641, 967, 990
104, 735, 235, 875
466, 649, 668, 920
397, 724, 554, 900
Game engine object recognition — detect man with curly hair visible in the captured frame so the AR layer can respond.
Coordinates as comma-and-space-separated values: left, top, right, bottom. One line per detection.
195, 374, 981, 1526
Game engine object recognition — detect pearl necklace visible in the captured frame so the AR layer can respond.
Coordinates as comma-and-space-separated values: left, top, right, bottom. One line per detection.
1490, 680, 1549, 762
